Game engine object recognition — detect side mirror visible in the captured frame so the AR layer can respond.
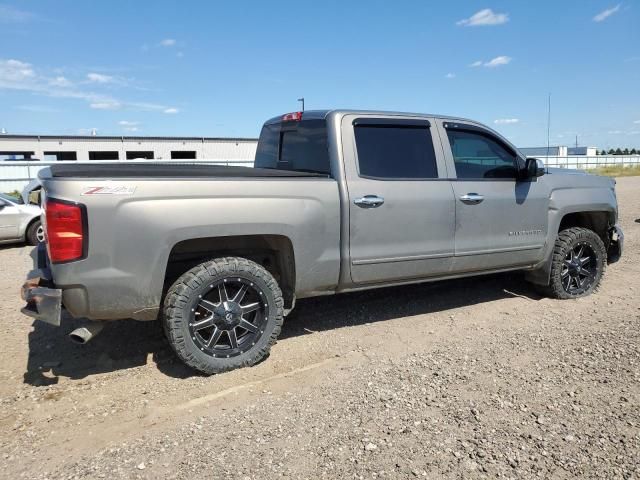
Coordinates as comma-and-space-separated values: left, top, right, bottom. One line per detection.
525, 158, 545, 179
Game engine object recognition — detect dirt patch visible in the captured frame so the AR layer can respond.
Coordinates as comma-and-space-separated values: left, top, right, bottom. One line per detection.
0, 177, 638, 479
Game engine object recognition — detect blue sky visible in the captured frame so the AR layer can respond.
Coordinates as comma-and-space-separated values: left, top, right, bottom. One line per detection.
1, 1, 638, 148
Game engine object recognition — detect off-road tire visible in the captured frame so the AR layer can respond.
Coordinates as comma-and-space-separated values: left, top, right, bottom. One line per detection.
163, 257, 284, 375
26, 220, 43, 246
544, 227, 606, 299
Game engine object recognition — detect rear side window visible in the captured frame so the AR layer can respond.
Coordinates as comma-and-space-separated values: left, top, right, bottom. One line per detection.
354, 122, 438, 179
446, 129, 518, 179
255, 119, 330, 174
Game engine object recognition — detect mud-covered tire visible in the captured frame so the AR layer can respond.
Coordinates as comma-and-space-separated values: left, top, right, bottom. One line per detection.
545, 227, 606, 299
163, 257, 284, 375
26, 220, 43, 246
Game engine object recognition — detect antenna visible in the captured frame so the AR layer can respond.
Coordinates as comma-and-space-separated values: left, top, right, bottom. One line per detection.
297, 97, 305, 112
546, 93, 551, 157
575, 135, 578, 149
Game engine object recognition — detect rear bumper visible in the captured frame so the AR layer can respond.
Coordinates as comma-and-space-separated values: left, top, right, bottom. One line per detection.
608, 224, 624, 263
20, 244, 62, 326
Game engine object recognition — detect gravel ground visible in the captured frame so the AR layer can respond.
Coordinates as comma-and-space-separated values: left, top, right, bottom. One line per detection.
0, 177, 638, 480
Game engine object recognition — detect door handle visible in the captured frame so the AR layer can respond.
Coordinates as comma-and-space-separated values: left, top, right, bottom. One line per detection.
459, 193, 484, 205
354, 195, 385, 208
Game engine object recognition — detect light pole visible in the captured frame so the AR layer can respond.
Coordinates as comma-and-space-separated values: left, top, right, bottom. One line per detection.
297, 97, 305, 112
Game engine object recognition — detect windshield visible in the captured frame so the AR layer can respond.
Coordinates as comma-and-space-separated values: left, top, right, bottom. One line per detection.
254, 119, 330, 175
0, 192, 22, 204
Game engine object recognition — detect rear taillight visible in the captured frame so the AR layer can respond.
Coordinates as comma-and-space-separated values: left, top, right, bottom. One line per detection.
45, 198, 86, 263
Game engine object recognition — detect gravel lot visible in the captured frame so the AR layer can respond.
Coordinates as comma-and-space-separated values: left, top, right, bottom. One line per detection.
0, 177, 638, 480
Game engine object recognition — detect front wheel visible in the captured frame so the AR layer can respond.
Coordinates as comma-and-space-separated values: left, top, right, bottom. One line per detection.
546, 227, 606, 299
163, 257, 284, 374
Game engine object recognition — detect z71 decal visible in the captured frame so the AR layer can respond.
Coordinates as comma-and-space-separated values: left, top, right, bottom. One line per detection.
81, 186, 136, 196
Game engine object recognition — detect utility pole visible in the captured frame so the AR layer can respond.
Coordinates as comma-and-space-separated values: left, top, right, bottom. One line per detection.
297, 97, 305, 112
575, 135, 578, 148
546, 93, 551, 157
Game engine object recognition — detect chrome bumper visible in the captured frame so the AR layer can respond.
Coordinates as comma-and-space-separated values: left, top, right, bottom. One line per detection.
20, 244, 62, 326
608, 224, 623, 263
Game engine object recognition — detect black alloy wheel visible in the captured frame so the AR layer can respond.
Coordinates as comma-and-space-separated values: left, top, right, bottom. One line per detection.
188, 278, 268, 358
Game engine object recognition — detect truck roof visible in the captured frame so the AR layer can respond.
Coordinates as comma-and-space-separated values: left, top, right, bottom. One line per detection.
264, 109, 477, 125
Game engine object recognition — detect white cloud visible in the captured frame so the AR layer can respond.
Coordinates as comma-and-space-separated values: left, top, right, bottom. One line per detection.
159, 38, 176, 47
593, 4, 621, 22
607, 130, 623, 134
457, 8, 509, 27
1, 58, 180, 114
90, 101, 121, 110
469, 56, 512, 68
49, 76, 72, 87
87, 72, 114, 83
118, 120, 139, 126
0, 59, 35, 84
484, 56, 512, 67
176, 51, 184, 58
14, 105, 59, 113
633, 120, 640, 124
0, 4, 35, 23
494, 118, 519, 125
445, 72, 456, 79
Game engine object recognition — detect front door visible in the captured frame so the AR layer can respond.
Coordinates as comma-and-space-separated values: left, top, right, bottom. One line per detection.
0, 198, 21, 240
342, 115, 456, 284
437, 120, 549, 272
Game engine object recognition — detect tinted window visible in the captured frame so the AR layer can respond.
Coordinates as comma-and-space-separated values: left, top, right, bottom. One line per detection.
255, 120, 330, 174
446, 129, 518, 179
354, 124, 438, 179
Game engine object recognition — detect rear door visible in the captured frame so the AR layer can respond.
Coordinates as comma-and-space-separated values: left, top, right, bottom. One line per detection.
342, 115, 456, 284
436, 120, 548, 271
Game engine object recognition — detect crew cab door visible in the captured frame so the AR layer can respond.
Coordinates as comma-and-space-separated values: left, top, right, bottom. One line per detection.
342, 115, 456, 284
436, 120, 549, 271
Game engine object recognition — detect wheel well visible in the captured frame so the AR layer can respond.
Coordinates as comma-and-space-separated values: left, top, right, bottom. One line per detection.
558, 211, 612, 244
164, 235, 296, 309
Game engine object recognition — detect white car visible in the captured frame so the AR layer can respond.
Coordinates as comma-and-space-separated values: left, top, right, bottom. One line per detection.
0, 192, 43, 245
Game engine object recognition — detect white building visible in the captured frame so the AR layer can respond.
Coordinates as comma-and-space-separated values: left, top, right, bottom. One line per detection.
519, 145, 598, 157
0, 134, 258, 161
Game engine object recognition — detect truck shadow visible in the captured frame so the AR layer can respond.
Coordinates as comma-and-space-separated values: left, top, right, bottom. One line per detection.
23, 272, 542, 385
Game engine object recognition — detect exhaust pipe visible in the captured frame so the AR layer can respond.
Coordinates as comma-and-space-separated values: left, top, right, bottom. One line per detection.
69, 322, 104, 344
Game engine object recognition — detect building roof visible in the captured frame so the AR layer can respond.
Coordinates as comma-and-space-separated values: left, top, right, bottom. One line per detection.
0, 134, 258, 142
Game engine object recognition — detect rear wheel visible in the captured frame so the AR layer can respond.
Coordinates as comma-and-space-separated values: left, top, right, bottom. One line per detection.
163, 257, 284, 374
545, 227, 606, 299
26, 220, 44, 246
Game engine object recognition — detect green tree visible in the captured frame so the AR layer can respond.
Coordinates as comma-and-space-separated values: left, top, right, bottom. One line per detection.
608, 149, 615, 155
623, 148, 630, 155
615, 148, 623, 155
631, 148, 638, 155
600, 149, 607, 155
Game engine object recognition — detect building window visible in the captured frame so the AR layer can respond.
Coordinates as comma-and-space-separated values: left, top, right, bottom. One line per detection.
89, 151, 119, 160
43, 151, 77, 161
126, 151, 154, 160
171, 151, 197, 159
0, 151, 36, 161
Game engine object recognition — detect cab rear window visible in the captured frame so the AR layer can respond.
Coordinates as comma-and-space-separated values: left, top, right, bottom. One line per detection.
254, 119, 330, 174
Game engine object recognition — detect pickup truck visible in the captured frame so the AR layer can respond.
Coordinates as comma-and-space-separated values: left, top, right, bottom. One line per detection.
21, 109, 623, 374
